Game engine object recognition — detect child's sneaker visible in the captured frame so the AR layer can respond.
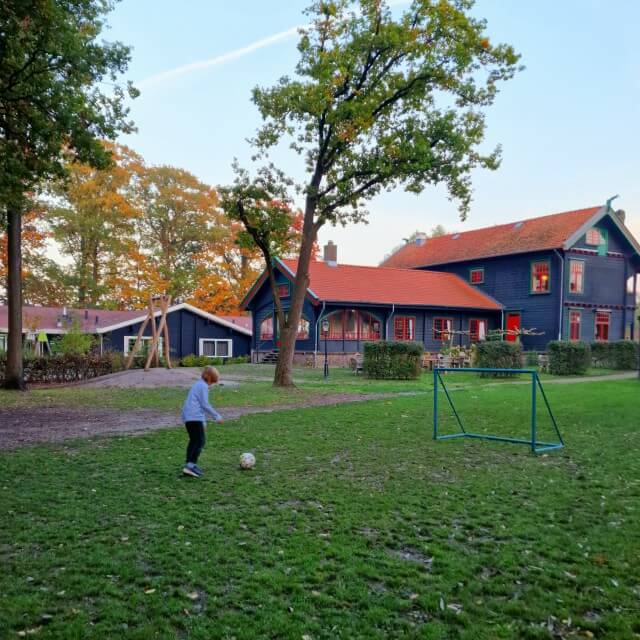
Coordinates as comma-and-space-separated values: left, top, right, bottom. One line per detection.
182, 464, 201, 478
193, 464, 204, 476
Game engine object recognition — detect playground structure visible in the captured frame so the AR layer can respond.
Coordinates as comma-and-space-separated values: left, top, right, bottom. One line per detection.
433, 367, 564, 454
125, 295, 173, 371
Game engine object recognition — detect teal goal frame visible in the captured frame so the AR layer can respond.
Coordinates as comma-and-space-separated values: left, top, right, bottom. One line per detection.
433, 367, 564, 454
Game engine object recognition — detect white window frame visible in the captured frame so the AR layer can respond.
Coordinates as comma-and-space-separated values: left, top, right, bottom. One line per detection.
0, 333, 6, 352
199, 338, 233, 359
124, 335, 163, 356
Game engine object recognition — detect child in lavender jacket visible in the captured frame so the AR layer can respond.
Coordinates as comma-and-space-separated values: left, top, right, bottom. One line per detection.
181, 366, 223, 477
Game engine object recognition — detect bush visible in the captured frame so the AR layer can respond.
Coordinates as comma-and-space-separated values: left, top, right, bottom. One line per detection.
0, 352, 124, 384
473, 341, 522, 376
363, 341, 423, 380
180, 354, 217, 367
525, 351, 539, 367
547, 341, 591, 376
590, 341, 638, 370
50, 322, 94, 355
180, 354, 250, 367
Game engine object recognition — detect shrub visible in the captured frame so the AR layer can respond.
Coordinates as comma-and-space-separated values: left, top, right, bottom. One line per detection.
525, 351, 539, 367
50, 321, 94, 355
363, 341, 423, 380
547, 341, 591, 376
590, 341, 638, 370
181, 354, 217, 367
473, 341, 522, 376
181, 354, 250, 367
0, 352, 124, 384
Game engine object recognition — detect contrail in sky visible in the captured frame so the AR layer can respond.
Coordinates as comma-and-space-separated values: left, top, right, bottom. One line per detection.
138, 0, 409, 88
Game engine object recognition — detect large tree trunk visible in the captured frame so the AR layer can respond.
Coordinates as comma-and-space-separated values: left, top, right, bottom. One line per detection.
273, 198, 318, 387
3, 203, 26, 390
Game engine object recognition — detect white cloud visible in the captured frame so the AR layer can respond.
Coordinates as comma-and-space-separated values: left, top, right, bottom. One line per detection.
138, 25, 304, 88
138, 1, 410, 88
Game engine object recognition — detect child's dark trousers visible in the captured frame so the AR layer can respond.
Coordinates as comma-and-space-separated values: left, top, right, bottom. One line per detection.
185, 421, 206, 464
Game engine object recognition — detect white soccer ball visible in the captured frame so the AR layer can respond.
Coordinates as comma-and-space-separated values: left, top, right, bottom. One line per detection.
239, 452, 256, 470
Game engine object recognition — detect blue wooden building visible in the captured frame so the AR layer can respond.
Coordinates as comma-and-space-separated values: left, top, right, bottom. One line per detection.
242, 256, 503, 364
97, 303, 252, 359
0, 303, 252, 361
383, 204, 640, 350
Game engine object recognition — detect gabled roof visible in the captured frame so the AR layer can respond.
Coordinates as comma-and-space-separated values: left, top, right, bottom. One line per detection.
0, 306, 142, 334
243, 258, 502, 311
381, 206, 607, 269
0, 303, 253, 337
96, 303, 253, 336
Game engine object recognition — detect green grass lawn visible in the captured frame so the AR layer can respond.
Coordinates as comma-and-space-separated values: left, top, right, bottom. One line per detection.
1, 380, 639, 639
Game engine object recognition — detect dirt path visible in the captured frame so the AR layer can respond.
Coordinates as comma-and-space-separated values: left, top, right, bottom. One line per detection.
0, 392, 398, 450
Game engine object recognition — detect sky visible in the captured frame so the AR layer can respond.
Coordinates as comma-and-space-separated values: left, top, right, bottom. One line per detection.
105, 0, 640, 265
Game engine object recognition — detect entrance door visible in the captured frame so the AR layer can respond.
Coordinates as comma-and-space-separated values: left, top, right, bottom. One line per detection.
505, 313, 521, 342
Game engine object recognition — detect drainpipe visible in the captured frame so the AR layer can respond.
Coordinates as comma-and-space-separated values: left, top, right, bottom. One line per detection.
554, 249, 565, 340
501, 310, 505, 338
386, 304, 396, 340
314, 301, 326, 367
622, 260, 628, 338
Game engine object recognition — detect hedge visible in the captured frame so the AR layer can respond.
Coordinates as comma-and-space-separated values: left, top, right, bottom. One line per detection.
363, 341, 423, 379
180, 355, 250, 367
547, 341, 591, 376
590, 341, 638, 370
473, 341, 522, 376
0, 352, 124, 384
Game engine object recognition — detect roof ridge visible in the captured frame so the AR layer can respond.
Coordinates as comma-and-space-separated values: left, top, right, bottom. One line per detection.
284, 257, 458, 275
421, 205, 601, 242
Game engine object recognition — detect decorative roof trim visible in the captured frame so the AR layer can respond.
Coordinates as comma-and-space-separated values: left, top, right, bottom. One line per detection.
563, 205, 640, 256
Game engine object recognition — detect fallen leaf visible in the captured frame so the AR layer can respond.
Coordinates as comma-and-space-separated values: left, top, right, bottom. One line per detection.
144, 588, 156, 594
409, 593, 419, 601
439, 597, 445, 611
187, 592, 199, 600
447, 603, 463, 614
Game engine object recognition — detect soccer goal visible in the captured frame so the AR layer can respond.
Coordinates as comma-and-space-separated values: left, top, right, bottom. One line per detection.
433, 367, 564, 454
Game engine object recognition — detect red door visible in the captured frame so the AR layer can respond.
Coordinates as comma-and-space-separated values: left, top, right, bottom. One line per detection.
505, 313, 521, 342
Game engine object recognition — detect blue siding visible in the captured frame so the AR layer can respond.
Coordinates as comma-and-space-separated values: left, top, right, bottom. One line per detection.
246, 267, 501, 354
420, 251, 561, 350
102, 308, 250, 359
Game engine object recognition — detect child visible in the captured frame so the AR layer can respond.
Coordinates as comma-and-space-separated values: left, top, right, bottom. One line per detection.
181, 366, 224, 477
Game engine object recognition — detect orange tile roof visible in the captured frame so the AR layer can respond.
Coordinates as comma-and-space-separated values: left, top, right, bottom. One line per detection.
280, 259, 501, 310
381, 206, 602, 269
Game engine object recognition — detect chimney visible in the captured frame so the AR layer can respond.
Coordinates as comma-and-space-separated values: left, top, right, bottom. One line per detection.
615, 209, 626, 225
84, 309, 89, 320
62, 307, 68, 317
323, 240, 338, 267
414, 233, 427, 247
95, 315, 99, 325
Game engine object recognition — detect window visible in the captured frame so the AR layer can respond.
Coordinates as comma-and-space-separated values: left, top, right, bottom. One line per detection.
433, 317, 453, 341
469, 268, 484, 285
292, 316, 309, 339
199, 339, 232, 358
469, 319, 487, 342
569, 310, 581, 341
0, 334, 6, 352
586, 228, 603, 246
344, 309, 358, 340
569, 259, 584, 294
260, 314, 309, 340
586, 227, 608, 254
124, 336, 163, 356
595, 311, 610, 342
394, 316, 416, 341
531, 260, 550, 294
320, 310, 381, 341
260, 315, 274, 340
276, 283, 290, 298
359, 312, 381, 340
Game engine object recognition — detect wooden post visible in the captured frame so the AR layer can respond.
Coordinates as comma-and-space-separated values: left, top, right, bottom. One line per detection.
125, 299, 153, 370
149, 296, 160, 368
162, 295, 173, 369
145, 295, 171, 371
